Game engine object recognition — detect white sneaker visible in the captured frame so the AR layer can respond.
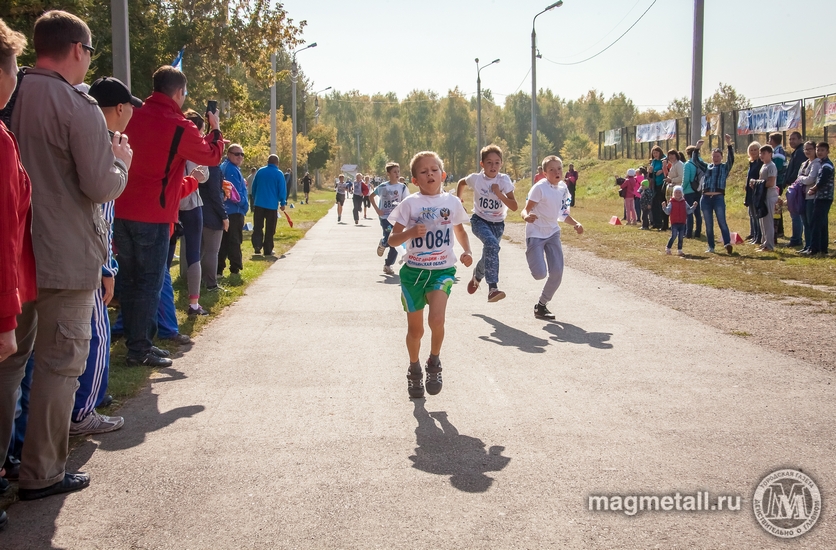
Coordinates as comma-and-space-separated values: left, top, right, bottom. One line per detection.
665, 248, 672, 255
677, 250, 685, 257
376, 244, 386, 257
383, 265, 395, 275
70, 411, 124, 436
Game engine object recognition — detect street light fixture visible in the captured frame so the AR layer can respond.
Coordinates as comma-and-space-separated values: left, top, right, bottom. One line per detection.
476, 57, 500, 168
291, 42, 317, 201
531, 1, 563, 180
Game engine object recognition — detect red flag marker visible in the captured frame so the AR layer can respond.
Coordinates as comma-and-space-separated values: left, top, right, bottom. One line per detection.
283, 210, 294, 228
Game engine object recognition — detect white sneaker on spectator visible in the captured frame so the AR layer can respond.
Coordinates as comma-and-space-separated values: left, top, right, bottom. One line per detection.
70, 411, 124, 436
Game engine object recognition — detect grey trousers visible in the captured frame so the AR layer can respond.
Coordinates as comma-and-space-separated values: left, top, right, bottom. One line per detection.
201, 227, 224, 288
525, 232, 565, 305
759, 190, 780, 249
0, 288, 95, 489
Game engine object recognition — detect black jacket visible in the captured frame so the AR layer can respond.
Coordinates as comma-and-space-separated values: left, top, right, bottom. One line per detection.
784, 146, 806, 189
200, 165, 228, 230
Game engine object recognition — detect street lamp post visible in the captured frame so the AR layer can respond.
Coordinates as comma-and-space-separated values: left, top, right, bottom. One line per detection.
313, 87, 331, 190
291, 43, 317, 201
531, 1, 563, 180
270, 52, 277, 155
475, 57, 500, 168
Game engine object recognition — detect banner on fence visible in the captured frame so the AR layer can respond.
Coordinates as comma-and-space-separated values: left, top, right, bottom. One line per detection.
811, 97, 827, 128
825, 96, 836, 127
700, 114, 720, 136
603, 129, 621, 146
736, 101, 802, 135
635, 119, 676, 143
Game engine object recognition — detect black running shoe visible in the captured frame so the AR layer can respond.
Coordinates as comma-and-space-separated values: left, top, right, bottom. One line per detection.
425, 357, 442, 396
407, 364, 424, 398
534, 303, 555, 320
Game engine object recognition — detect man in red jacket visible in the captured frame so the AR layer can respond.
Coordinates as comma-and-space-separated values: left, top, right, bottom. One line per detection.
114, 66, 224, 367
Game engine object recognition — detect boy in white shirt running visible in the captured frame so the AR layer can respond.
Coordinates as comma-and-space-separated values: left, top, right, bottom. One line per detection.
456, 144, 518, 302
388, 151, 473, 398
521, 155, 584, 320
371, 162, 410, 275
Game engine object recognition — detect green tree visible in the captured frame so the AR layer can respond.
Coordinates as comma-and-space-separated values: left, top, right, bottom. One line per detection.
438, 88, 473, 177
703, 83, 751, 114
307, 124, 337, 174
560, 134, 594, 161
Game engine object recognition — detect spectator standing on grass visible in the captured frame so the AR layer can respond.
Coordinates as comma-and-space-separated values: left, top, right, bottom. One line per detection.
533, 166, 546, 183
682, 146, 703, 239
649, 146, 666, 230
805, 142, 833, 257
0, 19, 35, 527
114, 65, 224, 367
9, 10, 131, 501
783, 132, 806, 247
662, 149, 683, 231
179, 110, 210, 317
565, 163, 578, 206
768, 133, 787, 238
245, 167, 256, 204
250, 154, 287, 256
744, 142, 764, 245
795, 141, 821, 254
639, 166, 653, 230
695, 135, 735, 254
620, 169, 639, 225
199, 162, 229, 291
67, 76, 143, 438
302, 171, 312, 204
219, 144, 249, 276
752, 145, 779, 252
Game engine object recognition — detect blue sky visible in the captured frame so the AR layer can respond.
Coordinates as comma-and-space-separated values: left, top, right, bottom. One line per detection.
279, 0, 836, 110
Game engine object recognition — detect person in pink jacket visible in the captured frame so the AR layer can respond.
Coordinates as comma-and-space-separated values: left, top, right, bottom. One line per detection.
621, 169, 640, 225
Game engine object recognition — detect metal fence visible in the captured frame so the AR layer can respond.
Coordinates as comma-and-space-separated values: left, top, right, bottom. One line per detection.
597, 95, 834, 161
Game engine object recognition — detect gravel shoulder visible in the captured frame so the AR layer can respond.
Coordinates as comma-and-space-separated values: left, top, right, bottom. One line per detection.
502, 222, 836, 373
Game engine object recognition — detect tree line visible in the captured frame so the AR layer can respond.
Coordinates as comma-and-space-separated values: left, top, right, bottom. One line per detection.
3, 1, 750, 181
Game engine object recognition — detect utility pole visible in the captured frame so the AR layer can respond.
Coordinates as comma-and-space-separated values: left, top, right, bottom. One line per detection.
111, 0, 130, 87
270, 52, 276, 155
531, 2, 563, 181
689, 0, 704, 146
476, 58, 500, 169
356, 130, 361, 167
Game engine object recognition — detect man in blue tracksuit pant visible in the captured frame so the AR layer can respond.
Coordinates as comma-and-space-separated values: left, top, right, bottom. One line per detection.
250, 154, 287, 255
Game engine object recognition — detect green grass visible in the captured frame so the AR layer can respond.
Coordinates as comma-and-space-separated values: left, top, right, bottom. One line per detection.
101, 188, 335, 410
499, 156, 836, 308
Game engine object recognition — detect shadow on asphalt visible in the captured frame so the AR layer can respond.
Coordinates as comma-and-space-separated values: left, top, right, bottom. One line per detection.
409, 400, 510, 493
97, 376, 205, 453
1, 439, 99, 549
472, 314, 549, 354
375, 275, 401, 285
541, 321, 613, 349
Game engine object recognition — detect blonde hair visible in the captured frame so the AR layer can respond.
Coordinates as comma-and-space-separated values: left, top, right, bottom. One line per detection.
0, 18, 26, 73
747, 141, 761, 161
541, 155, 563, 172
409, 151, 444, 177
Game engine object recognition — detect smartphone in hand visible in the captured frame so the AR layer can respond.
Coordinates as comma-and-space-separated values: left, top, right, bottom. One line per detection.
207, 100, 218, 114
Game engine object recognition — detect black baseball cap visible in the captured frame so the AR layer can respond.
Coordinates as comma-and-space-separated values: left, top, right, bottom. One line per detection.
88, 77, 143, 108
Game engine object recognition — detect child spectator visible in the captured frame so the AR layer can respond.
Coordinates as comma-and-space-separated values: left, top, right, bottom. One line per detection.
752, 145, 779, 252
639, 167, 653, 230
621, 169, 639, 225
387, 152, 472, 398
456, 144, 518, 302
744, 142, 763, 245
662, 186, 697, 256
521, 155, 583, 320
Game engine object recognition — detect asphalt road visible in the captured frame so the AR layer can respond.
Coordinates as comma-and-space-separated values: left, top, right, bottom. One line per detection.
5, 207, 834, 549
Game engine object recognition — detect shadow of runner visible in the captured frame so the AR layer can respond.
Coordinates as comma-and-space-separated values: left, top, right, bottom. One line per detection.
473, 314, 550, 354
408, 400, 510, 493
541, 321, 613, 349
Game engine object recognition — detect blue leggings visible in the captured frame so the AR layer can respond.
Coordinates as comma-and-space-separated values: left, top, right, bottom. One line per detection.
470, 214, 505, 285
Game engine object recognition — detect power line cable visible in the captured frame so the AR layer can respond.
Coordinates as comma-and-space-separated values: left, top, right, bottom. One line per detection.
551, 0, 642, 59
749, 83, 836, 101
542, 0, 657, 66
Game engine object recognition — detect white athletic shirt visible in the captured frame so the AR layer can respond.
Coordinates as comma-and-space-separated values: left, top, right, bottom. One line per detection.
335, 180, 351, 194
465, 171, 515, 222
374, 182, 411, 218
525, 180, 572, 240
388, 192, 469, 269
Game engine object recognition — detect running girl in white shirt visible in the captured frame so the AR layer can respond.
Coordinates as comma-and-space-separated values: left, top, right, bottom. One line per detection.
388, 151, 473, 398
456, 145, 517, 302
521, 155, 584, 320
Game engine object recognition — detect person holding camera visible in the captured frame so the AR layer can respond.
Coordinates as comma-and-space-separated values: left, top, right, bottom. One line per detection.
113, 66, 225, 367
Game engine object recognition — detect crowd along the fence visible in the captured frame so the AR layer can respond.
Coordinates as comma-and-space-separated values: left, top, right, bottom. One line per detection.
598, 95, 835, 160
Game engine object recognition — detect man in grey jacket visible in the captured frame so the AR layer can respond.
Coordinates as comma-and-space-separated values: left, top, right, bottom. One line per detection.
8, 10, 132, 500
